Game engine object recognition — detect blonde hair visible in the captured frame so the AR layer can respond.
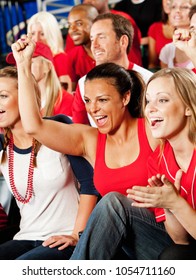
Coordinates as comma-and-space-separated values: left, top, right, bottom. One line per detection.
40, 57, 63, 117
143, 68, 196, 145
27, 11, 64, 54
0, 66, 42, 166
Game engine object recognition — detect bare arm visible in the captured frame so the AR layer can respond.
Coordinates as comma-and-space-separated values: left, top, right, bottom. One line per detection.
42, 194, 98, 250
127, 170, 196, 242
71, 194, 98, 241
173, 28, 196, 68
12, 35, 97, 159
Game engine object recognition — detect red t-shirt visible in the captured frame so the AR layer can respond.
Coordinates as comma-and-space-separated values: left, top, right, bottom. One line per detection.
148, 142, 196, 222
148, 22, 172, 56
53, 52, 68, 77
192, 68, 196, 74
94, 118, 153, 196
53, 89, 74, 117
64, 46, 95, 83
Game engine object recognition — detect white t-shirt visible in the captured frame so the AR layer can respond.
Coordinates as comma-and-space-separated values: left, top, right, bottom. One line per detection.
0, 145, 79, 240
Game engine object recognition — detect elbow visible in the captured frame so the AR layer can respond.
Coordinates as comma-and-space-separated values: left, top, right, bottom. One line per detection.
21, 120, 42, 136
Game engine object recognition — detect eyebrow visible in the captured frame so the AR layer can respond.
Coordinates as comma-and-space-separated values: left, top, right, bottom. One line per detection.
146, 91, 172, 97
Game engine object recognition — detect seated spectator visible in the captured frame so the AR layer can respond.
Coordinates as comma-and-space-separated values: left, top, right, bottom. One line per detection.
27, 11, 72, 93
11, 36, 161, 259
173, 4, 196, 70
82, 0, 142, 66
72, 13, 153, 126
64, 4, 98, 91
6, 42, 73, 117
148, 0, 174, 71
0, 66, 98, 260
159, 0, 196, 69
71, 67, 196, 260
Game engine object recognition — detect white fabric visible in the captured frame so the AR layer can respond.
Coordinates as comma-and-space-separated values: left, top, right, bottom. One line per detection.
0, 145, 79, 240
159, 42, 194, 69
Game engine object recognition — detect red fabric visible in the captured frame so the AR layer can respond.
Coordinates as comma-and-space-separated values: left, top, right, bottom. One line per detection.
53, 52, 68, 77
64, 46, 96, 83
148, 142, 196, 222
53, 89, 74, 117
148, 22, 172, 56
72, 82, 90, 124
94, 118, 153, 196
0, 203, 8, 230
192, 68, 196, 74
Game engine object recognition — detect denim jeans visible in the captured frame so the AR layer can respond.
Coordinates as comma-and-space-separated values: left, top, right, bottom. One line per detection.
71, 192, 173, 260
0, 239, 75, 260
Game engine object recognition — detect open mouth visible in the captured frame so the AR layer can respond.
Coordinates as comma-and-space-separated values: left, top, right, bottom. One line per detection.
94, 115, 107, 126
150, 118, 163, 127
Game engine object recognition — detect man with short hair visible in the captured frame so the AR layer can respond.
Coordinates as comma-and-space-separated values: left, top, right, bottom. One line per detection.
72, 13, 152, 126
83, 0, 142, 65
64, 4, 99, 91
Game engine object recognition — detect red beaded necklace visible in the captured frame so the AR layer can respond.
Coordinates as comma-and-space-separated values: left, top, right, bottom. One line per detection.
8, 134, 35, 204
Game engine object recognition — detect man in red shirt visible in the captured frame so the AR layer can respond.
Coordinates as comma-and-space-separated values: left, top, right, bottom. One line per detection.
64, 4, 98, 91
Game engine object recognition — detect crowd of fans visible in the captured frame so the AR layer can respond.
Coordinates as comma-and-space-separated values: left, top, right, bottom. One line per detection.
0, 0, 195, 260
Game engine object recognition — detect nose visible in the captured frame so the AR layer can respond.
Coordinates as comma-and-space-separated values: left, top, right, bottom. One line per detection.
87, 101, 100, 114
91, 37, 99, 49
145, 101, 158, 115
32, 33, 39, 42
69, 23, 77, 33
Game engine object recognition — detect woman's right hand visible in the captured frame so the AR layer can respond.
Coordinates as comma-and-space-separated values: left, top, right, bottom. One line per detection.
11, 34, 35, 66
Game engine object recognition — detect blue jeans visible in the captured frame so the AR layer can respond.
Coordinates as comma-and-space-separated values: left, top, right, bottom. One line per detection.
71, 192, 173, 260
0, 240, 75, 260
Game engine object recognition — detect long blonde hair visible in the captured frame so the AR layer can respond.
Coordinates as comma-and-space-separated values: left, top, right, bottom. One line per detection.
40, 57, 63, 117
27, 11, 64, 54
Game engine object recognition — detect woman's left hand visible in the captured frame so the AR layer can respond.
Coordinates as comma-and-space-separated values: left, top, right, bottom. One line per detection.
126, 170, 182, 209
42, 234, 79, 250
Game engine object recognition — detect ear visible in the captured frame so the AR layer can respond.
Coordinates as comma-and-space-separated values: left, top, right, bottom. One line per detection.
119, 34, 129, 51
185, 107, 192, 116
123, 90, 131, 106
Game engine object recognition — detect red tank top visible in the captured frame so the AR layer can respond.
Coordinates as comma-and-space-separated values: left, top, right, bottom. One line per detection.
94, 118, 153, 196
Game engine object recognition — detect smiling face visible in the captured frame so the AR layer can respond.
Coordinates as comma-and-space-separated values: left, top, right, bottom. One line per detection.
0, 77, 20, 128
145, 76, 191, 141
90, 19, 122, 65
68, 9, 92, 46
84, 78, 130, 134
170, 0, 192, 28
